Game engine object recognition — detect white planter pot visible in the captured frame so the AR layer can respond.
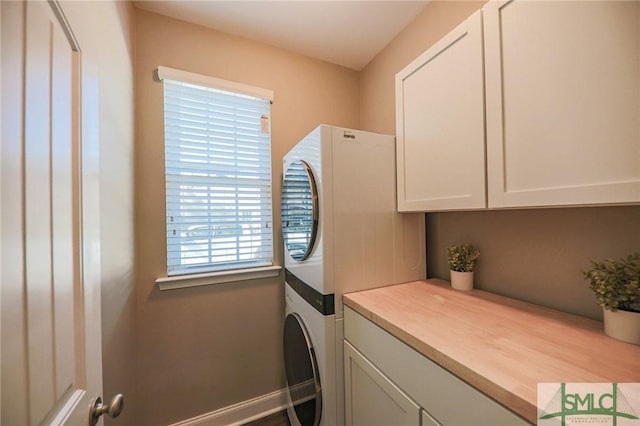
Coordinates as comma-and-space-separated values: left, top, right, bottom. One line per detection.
450, 270, 474, 291
603, 308, 640, 345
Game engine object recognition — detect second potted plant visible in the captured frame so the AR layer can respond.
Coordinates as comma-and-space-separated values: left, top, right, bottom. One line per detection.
447, 244, 480, 291
584, 252, 640, 345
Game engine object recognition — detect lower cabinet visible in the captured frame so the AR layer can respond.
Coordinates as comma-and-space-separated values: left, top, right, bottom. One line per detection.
344, 306, 532, 426
344, 341, 426, 426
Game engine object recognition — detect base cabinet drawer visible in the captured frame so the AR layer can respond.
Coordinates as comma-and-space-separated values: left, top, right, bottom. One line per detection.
344, 306, 532, 426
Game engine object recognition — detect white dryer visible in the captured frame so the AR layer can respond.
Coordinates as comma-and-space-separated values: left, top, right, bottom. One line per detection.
281, 125, 425, 426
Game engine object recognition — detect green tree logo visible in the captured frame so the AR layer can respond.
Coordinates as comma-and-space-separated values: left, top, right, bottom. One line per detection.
539, 383, 639, 426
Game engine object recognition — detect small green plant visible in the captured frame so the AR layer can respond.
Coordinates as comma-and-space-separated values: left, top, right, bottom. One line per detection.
583, 252, 640, 313
447, 244, 480, 272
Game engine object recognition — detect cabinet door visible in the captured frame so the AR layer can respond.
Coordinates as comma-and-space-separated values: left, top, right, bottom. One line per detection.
422, 410, 442, 426
484, 0, 640, 208
395, 10, 485, 212
344, 341, 422, 426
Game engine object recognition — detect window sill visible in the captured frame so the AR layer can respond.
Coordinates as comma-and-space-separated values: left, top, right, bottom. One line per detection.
155, 265, 282, 291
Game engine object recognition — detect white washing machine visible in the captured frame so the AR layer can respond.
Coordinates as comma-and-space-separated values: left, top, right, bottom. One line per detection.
281, 125, 426, 426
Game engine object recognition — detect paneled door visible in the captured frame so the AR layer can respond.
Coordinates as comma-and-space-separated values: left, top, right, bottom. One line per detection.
2, 1, 105, 424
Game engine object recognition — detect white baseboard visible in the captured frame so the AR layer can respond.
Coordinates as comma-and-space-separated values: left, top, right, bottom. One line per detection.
169, 388, 289, 426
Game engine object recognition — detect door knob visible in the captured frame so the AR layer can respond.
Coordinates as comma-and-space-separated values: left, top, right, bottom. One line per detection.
88, 394, 124, 425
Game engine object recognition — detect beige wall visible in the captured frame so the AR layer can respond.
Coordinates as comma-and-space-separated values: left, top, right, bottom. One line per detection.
359, 1, 640, 320
134, 9, 359, 425
426, 207, 640, 319
90, 2, 137, 425
360, 1, 485, 135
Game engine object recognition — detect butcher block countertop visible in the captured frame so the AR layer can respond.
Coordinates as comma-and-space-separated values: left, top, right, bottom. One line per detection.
343, 279, 640, 424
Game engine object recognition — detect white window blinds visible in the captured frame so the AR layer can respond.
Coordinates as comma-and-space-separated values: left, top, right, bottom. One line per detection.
159, 67, 274, 276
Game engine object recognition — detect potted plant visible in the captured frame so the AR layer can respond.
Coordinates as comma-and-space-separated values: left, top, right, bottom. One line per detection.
583, 252, 640, 345
447, 244, 480, 291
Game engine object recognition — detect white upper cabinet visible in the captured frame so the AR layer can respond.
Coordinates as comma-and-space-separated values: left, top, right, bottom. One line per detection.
396, 1, 640, 212
396, 10, 486, 212
484, 0, 640, 208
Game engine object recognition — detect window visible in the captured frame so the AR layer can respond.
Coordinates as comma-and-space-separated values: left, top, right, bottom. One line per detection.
157, 66, 274, 278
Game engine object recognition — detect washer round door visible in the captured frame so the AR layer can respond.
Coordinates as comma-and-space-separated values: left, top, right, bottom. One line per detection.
283, 313, 322, 426
281, 160, 318, 261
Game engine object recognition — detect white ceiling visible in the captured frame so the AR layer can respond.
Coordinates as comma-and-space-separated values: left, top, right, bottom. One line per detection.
133, 1, 429, 70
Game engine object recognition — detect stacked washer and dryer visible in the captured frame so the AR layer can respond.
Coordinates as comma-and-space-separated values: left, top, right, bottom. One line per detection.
281, 125, 426, 426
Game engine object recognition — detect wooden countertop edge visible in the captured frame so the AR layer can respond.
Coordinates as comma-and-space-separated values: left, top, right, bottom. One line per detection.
344, 296, 536, 422
343, 279, 640, 425
343, 279, 640, 424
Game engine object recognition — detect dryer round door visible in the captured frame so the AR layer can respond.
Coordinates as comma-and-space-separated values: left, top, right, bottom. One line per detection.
281, 160, 318, 261
283, 313, 322, 426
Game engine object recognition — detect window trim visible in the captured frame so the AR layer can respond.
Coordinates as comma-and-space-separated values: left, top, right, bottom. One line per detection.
155, 265, 282, 291
156, 66, 274, 101
156, 66, 278, 286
